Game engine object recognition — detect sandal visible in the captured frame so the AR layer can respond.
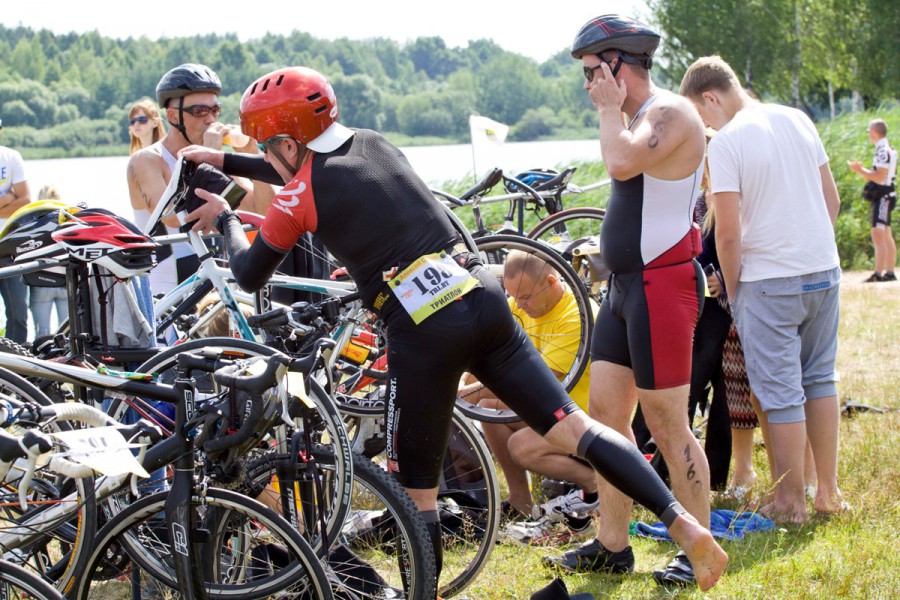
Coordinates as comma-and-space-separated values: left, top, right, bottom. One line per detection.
652, 551, 695, 587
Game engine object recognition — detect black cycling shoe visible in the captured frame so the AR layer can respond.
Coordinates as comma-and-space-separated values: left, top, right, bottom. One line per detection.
652, 551, 695, 587
542, 539, 635, 574
882, 272, 897, 281
864, 272, 884, 283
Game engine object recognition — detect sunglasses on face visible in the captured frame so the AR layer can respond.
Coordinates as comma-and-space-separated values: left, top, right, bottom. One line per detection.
181, 103, 222, 118
129, 115, 150, 125
257, 135, 293, 154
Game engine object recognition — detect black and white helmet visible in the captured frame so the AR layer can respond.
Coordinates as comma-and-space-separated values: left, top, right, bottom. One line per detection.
571, 14, 660, 64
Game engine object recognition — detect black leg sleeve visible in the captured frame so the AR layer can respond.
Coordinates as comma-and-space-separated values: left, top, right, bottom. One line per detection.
420, 510, 443, 580
577, 424, 686, 527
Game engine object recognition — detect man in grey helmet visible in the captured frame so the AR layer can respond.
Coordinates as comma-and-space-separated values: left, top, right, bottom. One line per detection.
126, 63, 272, 293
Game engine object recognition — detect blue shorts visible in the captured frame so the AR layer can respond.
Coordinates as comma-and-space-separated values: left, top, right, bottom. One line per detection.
732, 267, 841, 424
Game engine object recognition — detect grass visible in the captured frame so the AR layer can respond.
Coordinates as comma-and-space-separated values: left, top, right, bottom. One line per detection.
457, 274, 899, 599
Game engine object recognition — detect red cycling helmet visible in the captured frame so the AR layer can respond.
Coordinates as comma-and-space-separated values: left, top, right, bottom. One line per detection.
239, 66, 354, 153
51, 208, 159, 279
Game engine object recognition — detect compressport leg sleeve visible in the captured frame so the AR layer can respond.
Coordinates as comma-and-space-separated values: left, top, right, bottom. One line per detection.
420, 510, 443, 578
576, 424, 686, 527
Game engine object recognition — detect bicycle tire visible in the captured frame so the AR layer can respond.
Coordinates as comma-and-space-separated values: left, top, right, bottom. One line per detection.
0, 560, 64, 600
248, 449, 438, 600
451, 235, 593, 424
72, 488, 333, 600
105, 336, 353, 554
436, 409, 500, 597
527, 206, 608, 305
0, 363, 96, 596
337, 407, 498, 597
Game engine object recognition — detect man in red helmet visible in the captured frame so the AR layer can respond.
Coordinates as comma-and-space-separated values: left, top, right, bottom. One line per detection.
557, 14, 718, 588
183, 65, 727, 594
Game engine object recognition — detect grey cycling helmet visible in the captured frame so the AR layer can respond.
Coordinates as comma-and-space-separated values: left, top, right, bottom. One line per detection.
155, 63, 222, 108
156, 63, 222, 144
571, 15, 660, 62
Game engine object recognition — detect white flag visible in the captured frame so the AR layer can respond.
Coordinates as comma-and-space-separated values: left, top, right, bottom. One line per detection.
469, 115, 509, 146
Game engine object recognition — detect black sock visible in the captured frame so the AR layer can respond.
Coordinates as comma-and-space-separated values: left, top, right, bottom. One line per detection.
582, 490, 598, 504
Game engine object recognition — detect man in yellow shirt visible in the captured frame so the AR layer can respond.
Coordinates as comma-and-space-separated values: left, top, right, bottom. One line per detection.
459, 250, 599, 524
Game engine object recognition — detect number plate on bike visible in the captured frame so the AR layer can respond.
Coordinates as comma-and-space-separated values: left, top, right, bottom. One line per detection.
389, 251, 480, 324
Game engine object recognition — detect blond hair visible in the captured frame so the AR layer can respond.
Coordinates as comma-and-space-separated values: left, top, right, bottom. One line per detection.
679, 55, 741, 100
38, 185, 61, 201
128, 99, 166, 154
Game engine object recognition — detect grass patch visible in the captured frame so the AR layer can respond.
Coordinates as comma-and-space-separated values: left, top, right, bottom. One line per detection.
459, 274, 899, 599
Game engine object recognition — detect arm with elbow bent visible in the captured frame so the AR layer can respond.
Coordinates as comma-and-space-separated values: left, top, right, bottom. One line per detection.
185, 187, 286, 292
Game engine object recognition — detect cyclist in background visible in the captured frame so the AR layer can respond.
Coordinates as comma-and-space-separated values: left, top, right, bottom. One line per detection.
181, 65, 728, 593
127, 63, 273, 296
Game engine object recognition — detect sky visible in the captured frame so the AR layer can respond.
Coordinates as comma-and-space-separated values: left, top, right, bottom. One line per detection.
2, 1, 650, 64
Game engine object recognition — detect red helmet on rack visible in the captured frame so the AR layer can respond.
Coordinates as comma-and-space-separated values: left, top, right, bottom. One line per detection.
239, 66, 354, 153
51, 208, 159, 279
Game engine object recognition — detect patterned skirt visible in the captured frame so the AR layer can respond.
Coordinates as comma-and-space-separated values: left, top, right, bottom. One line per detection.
720, 297, 759, 430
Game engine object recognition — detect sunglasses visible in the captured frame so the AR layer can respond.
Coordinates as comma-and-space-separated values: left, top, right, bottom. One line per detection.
257, 135, 293, 154
181, 103, 222, 118
583, 64, 606, 83
129, 115, 150, 125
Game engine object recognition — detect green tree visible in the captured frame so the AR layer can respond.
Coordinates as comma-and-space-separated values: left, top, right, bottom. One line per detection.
1, 100, 36, 127
331, 74, 384, 130
475, 53, 546, 124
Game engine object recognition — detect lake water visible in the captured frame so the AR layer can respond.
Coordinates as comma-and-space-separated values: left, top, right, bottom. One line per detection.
24, 139, 603, 217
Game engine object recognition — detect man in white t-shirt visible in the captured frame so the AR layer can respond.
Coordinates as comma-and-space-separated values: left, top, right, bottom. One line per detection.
680, 56, 845, 524
848, 118, 897, 282
0, 118, 32, 343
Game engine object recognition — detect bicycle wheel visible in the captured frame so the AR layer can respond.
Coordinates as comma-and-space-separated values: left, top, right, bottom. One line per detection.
248, 449, 437, 600
106, 336, 353, 554
336, 408, 498, 597
0, 365, 95, 596
0, 560, 64, 600
527, 207, 609, 305
468, 235, 594, 408
72, 488, 333, 600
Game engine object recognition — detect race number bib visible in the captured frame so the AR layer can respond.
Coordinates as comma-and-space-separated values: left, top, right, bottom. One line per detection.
389, 251, 480, 324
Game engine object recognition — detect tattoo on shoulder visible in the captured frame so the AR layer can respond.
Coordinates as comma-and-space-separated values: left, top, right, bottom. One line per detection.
647, 106, 677, 149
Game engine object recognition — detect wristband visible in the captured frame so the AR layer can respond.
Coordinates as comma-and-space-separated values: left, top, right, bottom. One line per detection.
214, 210, 241, 234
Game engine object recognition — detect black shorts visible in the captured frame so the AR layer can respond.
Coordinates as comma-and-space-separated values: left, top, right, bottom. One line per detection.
870, 189, 897, 228
383, 265, 579, 489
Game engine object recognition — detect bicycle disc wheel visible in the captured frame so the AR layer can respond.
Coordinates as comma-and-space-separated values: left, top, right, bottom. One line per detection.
105, 337, 353, 554
72, 488, 333, 600
527, 207, 608, 305
0, 560, 63, 600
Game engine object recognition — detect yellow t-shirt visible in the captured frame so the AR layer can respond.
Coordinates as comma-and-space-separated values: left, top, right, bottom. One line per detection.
509, 288, 597, 411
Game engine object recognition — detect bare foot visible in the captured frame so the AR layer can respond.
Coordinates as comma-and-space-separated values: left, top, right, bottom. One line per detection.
758, 501, 806, 524
726, 471, 758, 500
813, 488, 850, 516
668, 513, 729, 591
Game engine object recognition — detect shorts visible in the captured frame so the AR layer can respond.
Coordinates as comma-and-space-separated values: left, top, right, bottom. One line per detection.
384, 266, 579, 489
732, 267, 841, 424
590, 260, 703, 390
870, 189, 896, 228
